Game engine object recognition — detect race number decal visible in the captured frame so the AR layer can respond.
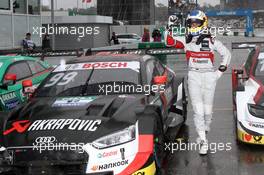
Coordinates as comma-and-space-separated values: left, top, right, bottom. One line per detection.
44, 72, 78, 87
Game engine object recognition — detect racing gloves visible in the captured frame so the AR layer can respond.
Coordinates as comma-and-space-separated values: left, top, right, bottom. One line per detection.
218, 65, 227, 72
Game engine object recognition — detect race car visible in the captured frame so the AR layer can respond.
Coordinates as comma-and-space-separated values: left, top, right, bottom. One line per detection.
0, 56, 52, 111
1, 52, 187, 175
232, 42, 264, 144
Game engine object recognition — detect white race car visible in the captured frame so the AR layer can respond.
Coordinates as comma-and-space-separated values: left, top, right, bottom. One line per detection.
232, 42, 264, 144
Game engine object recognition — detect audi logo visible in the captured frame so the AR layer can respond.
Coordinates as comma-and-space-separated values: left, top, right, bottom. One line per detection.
35, 136, 57, 144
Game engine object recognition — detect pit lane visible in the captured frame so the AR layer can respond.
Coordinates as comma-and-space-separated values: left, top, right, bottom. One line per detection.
165, 36, 264, 175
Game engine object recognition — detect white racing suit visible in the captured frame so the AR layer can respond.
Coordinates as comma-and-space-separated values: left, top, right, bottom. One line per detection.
165, 31, 231, 140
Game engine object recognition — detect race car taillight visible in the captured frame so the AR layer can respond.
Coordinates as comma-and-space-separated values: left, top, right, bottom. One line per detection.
248, 103, 264, 119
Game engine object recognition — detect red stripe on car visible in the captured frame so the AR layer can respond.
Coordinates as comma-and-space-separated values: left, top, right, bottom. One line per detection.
251, 75, 264, 104
118, 135, 154, 175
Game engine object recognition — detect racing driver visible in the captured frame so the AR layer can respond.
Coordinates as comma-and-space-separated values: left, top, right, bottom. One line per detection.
165, 10, 231, 155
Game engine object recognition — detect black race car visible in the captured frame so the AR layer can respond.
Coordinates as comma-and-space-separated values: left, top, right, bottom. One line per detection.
0, 53, 187, 175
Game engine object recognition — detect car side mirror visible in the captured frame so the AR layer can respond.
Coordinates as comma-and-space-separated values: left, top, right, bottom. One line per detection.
153, 75, 167, 85
4, 73, 17, 85
22, 80, 34, 97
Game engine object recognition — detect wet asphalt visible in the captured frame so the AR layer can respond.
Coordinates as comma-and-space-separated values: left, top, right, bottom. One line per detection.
165, 36, 264, 175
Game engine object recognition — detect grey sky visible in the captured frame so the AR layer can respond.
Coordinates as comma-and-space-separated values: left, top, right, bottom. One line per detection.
43, 0, 220, 10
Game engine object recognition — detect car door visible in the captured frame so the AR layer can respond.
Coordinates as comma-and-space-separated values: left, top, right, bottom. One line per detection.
117, 35, 129, 44
131, 34, 141, 43
145, 59, 170, 119
155, 60, 175, 113
0, 61, 32, 111
127, 34, 134, 44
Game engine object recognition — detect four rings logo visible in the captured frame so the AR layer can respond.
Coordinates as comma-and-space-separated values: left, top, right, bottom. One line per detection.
35, 136, 57, 144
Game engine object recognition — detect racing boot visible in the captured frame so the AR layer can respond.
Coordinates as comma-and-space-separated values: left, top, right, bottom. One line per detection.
197, 131, 206, 144
199, 139, 208, 155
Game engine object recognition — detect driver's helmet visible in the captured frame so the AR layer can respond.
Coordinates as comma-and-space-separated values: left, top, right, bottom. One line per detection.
186, 10, 208, 36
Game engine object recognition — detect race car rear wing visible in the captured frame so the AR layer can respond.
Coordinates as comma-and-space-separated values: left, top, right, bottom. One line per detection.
0, 49, 84, 58
85, 42, 185, 56
232, 42, 264, 50
0, 42, 185, 58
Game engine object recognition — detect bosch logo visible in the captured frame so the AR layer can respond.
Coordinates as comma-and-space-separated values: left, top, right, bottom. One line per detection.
35, 136, 57, 144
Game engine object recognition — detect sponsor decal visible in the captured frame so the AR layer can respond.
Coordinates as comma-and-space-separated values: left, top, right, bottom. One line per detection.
146, 49, 182, 55
52, 97, 96, 107
109, 49, 183, 55
186, 51, 214, 62
4, 119, 101, 135
249, 122, 264, 129
189, 52, 212, 58
253, 136, 262, 142
0, 92, 19, 110
91, 160, 129, 171
120, 148, 125, 160
97, 150, 118, 159
1, 92, 16, 102
83, 62, 128, 69
3, 120, 31, 135
35, 136, 57, 144
238, 129, 264, 144
133, 172, 145, 175
28, 119, 101, 131
244, 134, 252, 142
5, 100, 19, 110
54, 61, 140, 72
192, 59, 209, 64
132, 161, 156, 175
32, 136, 85, 153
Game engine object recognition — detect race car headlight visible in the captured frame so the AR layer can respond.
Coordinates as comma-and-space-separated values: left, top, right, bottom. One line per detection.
248, 104, 264, 118
92, 124, 136, 149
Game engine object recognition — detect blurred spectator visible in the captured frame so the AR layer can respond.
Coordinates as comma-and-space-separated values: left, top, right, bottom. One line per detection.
110, 32, 119, 45
42, 33, 51, 51
142, 28, 150, 42
152, 29, 162, 42
22, 33, 36, 52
